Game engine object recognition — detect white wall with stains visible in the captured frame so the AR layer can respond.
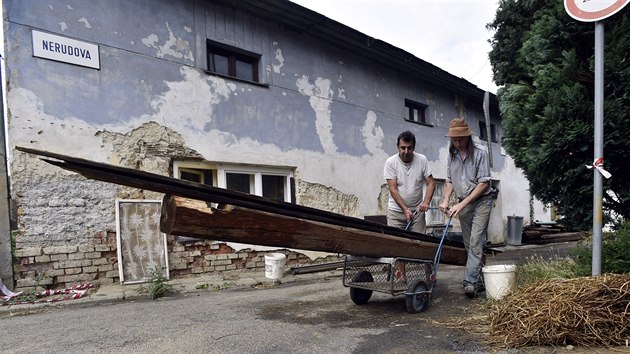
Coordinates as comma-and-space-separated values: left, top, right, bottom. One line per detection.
3, 0, 547, 257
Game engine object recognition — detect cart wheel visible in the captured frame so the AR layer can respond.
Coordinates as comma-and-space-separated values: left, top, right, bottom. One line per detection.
405, 280, 429, 313
350, 270, 373, 305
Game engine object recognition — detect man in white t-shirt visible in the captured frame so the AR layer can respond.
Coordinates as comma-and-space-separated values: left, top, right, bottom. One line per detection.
383, 131, 435, 233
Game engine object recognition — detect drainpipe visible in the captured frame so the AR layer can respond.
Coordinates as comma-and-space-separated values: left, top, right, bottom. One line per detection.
483, 91, 493, 168
0, 53, 13, 289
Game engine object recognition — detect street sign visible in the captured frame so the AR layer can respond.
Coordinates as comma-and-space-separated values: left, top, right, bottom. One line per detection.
564, 0, 630, 22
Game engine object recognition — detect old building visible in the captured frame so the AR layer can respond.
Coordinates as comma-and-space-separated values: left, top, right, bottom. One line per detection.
1, 0, 545, 290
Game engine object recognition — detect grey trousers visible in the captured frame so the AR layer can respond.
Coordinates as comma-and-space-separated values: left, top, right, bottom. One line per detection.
458, 194, 492, 287
387, 209, 426, 234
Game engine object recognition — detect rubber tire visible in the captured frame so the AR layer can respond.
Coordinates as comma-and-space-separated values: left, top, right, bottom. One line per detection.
405, 280, 429, 313
349, 270, 374, 305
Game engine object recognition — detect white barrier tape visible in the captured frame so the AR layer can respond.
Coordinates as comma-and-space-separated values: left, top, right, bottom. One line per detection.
586, 158, 611, 179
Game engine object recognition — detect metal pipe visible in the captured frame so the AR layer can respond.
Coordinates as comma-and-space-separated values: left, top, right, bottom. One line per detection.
592, 21, 604, 276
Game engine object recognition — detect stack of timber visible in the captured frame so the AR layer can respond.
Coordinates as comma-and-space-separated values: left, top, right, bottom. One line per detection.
16, 146, 469, 266
522, 222, 589, 244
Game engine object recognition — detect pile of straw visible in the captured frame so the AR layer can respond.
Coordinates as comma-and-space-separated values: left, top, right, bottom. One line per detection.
486, 273, 630, 348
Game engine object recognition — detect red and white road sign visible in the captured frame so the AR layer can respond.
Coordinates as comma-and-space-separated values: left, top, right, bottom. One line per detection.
565, 0, 630, 22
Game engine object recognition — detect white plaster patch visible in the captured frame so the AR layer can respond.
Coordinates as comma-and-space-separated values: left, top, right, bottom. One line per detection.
134, 66, 233, 131
141, 22, 194, 62
78, 17, 92, 29
184, 26, 192, 33
273, 47, 284, 74
361, 111, 383, 155
59, 22, 67, 31
296, 75, 337, 154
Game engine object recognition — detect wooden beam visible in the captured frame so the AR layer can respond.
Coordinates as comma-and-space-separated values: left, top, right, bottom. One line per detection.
161, 195, 467, 265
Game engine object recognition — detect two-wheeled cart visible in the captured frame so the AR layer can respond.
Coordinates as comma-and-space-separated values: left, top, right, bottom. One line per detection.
342, 217, 452, 313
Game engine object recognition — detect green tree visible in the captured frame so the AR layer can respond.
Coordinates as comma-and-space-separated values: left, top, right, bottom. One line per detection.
488, 1, 630, 230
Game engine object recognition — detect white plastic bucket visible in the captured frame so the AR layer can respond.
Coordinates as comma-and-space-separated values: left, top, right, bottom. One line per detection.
482, 264, 517, 300
264, 253, 286, 280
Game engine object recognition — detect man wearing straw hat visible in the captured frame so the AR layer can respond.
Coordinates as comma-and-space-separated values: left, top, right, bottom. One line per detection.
439, 118, 493, 298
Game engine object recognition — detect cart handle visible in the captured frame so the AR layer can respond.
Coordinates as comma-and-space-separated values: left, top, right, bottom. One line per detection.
432, 216, 452, 276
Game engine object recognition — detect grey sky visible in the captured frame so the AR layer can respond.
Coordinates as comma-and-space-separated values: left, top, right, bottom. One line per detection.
289, 0, 499, 93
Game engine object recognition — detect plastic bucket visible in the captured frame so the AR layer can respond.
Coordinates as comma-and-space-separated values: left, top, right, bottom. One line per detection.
482, 264, 516, 300
264, 253, 286, 280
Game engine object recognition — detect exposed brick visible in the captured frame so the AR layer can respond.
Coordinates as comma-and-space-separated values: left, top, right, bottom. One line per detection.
45, 269, 65, 277
59, 260, 83, 268
105, 270, 119, 278
69, 252, 85, 260
91, 258, 108, 265
94, 244, 111, 252
210, 244, 220, 250
65, 268, 82, 275
211, 260, 232, 266
78, 245, 95, 253
16, 279, 37, 288
43, 246, 78, 254
215, 265, 226, 271
83, 266, 98, 273
191, 267, 203, 274
98, 264, 114, 272
50, 254, 68, 262
58, 273, 96, 283
81, 260, 93, 267
204, 255, 217, 261
227, 254, 239, 259
217, 254, 228, 260
226, 264, 236, 270
35, 255, 51, 263
85, 252, 102, 259
15, 248, 42, 257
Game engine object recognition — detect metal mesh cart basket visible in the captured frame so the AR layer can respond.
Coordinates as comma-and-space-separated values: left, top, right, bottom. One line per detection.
342, 217, 452, 313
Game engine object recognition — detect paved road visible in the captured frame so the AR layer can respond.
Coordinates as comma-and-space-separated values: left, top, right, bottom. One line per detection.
0, 241, 587, 353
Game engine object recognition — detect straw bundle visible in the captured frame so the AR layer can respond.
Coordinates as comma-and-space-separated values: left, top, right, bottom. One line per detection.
486, 273, 630, 348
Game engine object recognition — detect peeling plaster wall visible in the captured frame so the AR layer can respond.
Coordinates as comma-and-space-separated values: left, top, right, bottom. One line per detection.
3, 0, 543, 286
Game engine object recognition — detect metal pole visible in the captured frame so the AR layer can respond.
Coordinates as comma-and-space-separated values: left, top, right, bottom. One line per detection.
592, 21, 604, 276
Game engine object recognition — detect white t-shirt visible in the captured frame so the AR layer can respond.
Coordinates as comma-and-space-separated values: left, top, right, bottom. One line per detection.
384, 152, 432, 212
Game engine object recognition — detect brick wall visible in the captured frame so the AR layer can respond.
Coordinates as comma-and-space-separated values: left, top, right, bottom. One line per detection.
13, 232, 342, 291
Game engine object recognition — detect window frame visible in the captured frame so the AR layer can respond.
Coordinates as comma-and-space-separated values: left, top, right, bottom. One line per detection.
173, 161, 218, 186
404, 99, 431, 126
218, 164, 294, 202
426, 179, 445, 226
206, 39, 261, 84
479, 121, 498, 143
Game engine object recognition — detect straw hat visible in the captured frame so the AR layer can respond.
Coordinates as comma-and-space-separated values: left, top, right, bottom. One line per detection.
446, 118, 473, 137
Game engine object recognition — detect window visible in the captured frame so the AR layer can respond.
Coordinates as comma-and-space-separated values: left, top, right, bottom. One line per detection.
479, 121, 498, 142
404, 99, 430, 125
207, 40, 260, 82
222, 167, 293, 203
173, 161, 293, 203
426, 180, 445, 225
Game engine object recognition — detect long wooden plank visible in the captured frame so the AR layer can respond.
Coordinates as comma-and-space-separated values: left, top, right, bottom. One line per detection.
161, 195, 467, 265
16, 146, 463, 247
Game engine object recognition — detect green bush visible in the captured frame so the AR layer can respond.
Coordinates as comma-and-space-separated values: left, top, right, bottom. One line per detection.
571, 221, 630, 276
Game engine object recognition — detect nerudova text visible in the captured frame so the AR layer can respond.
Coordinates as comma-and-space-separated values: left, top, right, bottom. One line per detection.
41, 40, 92, 60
